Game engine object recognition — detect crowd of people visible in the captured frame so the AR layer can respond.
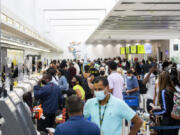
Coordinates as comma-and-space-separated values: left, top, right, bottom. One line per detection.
32, 57, 180, 135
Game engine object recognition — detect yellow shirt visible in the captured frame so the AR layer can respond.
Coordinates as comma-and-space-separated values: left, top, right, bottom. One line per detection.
73, 85, 85, 100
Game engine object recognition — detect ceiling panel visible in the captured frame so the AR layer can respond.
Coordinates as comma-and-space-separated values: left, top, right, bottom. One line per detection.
86, 0, 180, 44
51, 20, 99, 26
116, 4, 180, 10
123, 0, 180, 2
45, 10, 105, 19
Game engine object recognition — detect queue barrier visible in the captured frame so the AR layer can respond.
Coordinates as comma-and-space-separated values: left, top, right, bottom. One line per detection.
123, 94, 139, 110
150, 126, 180, 130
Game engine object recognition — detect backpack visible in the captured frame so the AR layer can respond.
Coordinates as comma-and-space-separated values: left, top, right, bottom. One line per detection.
138, 80, 148, 94
81, 76, 93, 100
171, 91, 180, 120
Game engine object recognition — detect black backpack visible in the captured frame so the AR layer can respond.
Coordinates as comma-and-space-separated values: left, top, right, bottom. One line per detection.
81, 76, 93, 100
138, 80, 147, 94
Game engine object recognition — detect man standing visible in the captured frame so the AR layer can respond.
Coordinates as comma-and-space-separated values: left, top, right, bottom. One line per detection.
89, 62, 100, 77
73, 60, 80, 76
34, 73, 62, 133
143, 64, 158, 112
126, 70, 139, 96
84, 77, 142, 135
108, 61, 124, 100
54, 95, 100, 135
68, 62, 76, 82
99, 66, 106, 77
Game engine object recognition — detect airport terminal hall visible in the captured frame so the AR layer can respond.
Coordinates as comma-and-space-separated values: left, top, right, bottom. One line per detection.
1, 0, 180, 135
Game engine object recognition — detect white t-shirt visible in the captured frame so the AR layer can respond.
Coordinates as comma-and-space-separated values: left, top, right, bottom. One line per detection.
108, 72, 124, 100
145, 73, 156, 100
105, 65, 109, 76
74, 63, 80, 75
51, 77, 59, 86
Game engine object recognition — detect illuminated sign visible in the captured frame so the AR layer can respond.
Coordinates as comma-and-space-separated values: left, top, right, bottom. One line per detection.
126, 46, 130, 54
144, 44, 152, 54
137, 45, 145, 54
130, 45, 137, 54
120, 47, 125, 55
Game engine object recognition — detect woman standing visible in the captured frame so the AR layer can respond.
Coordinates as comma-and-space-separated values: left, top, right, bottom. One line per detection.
152, 71, 178, 135
71, 76, 85, 101
58, 69, 69, 91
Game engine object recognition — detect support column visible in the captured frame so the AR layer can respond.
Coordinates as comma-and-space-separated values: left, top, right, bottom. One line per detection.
0, 0, 2, 73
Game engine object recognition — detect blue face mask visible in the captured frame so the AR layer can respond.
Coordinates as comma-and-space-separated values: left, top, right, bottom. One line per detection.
94, 90, 106, 101
127, 76, 132, 80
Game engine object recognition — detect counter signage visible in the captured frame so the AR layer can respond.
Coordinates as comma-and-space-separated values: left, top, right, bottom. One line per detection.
126, 46, 130, 54
137, 45, 145, 54
130, 45, 137, 54
120, 47, 125, 55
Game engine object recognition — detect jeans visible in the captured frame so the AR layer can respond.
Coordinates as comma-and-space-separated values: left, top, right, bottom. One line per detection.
146, 99, 153, 113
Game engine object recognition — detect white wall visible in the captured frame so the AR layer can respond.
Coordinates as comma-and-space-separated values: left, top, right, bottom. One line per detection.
86, 44, 121, 60
85, 40, 170, 60
2, 0, 36, 29
2, 0, 50, 38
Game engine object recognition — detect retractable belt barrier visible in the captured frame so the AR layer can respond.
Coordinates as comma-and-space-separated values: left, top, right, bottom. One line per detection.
150, 126, 180, 130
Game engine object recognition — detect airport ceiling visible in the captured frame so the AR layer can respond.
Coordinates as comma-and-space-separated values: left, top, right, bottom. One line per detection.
86, 0, 180, 45
41, 0, 110, 32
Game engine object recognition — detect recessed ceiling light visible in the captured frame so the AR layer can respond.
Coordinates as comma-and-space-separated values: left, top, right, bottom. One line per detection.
126, 9, 132, 12
140, 15, 152, 18
135, 2, 144, 6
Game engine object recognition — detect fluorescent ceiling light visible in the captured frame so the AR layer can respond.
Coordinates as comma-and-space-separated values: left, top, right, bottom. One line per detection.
53, 24, 95, 27
44, 9, 106, 12
49, 18, 100, 20
1, 40, 51, 53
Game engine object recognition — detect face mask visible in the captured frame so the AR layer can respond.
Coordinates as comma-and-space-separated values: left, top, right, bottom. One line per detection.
42, 80, 47, 85
153, 71, 158, 75
127, 76, 132, 80
100, 71, 105, 76
94, 90, 106, 101
71, 82, 76, 86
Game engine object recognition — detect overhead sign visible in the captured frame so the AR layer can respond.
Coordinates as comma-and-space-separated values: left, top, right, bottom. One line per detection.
130, 45, 137, 54
120, 47, 125, 55
144, 44, 152, 54
126, 46, 130, 54
137, 45, 145, 54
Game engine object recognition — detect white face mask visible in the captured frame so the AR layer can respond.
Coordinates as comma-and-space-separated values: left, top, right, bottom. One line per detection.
94, 90, 106, 101
127, 76, 132, 80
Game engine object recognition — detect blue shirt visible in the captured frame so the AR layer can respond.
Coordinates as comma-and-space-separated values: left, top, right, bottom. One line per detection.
58, 76, 69, 91
34, 82, 62, 114
127, 76, 139, 96
83, 95, 136, 135
54, 116, 100, 135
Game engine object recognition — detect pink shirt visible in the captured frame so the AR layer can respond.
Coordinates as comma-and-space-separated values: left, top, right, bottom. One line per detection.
108, 72, 124, 100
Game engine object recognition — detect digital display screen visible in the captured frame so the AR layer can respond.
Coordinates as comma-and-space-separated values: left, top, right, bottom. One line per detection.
126, 47, 130, 54
137, 45, 145, 54
120, 47, 125, 55
130, 45, 137, 54
144, 44, 152, 54
174, 44, 178, 51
